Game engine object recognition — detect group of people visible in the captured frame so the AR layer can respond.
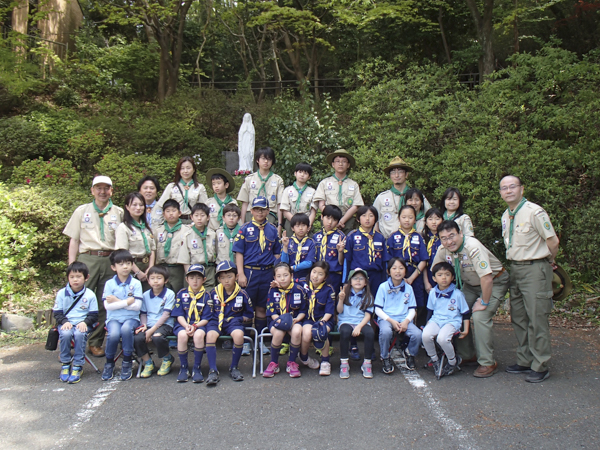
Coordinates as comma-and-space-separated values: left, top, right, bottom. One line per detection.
55, 147, 559, 386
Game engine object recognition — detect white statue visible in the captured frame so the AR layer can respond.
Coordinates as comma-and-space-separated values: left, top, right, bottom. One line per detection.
238, 113, 255, 172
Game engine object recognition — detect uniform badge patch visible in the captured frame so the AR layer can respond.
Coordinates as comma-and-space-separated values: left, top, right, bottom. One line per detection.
479, 261, 488, 269
289, 190, 294, 197
544, 222, 551, 230
192, 239, 198, 249
384, 213, 392, 222
327, 182, 333, 190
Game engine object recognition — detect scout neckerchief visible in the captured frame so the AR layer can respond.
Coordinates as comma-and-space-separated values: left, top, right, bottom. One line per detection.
443, 211, 457, 221
319, 228, 335, 260
292, 182, 307, 211
508, 197, 527, 250
191, 225, 209, 263
332, 173, 348, 206
163, 219, 182, 258
216, 282, 241, 331
223, 224, 240, 261
390, 185, 409, 212
427, 231, 439, 257
251, 219, 267, 251
436, 285, 455, 299
145, 200, 156, 224
278, 281, 294, 314
179, 179, 194, 209
187, 286, 206, 325
453, 239, 465, 290
214, 194, 233, 227
308, 281, 325, 321
387, 278, 405, 295
257, 171, 274, 198
398, 227, 416, 263
131, 219, 151, 254
292, 234, 309, 266
93, 200, 113, 242
415, 209, 425, 221
358, 226, 375, 264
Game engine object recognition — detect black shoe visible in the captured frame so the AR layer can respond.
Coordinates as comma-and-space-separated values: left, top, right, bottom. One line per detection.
349, 346, 360, 361
382, 357, 394, 374
440, 362, 458, 377
505, 364, 532, 374
525, 370, 549, 383
206, 369, 220, 386
404, 349, 415, 371
229, 366, 244, 382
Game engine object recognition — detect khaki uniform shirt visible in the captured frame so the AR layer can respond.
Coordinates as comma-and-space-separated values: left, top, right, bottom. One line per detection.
313, 176, 364, 215
432, 236, 504, 287
206, 195, 238, 231
215, 226, 237, 264
177, 226, 217, 265
115, 223, 156, 257
455, 214, 474, 238
237, 172, 284, 213
280, 185, 316, 216
373, 189, 432, 239
156, 182, 209, 216
149, 204, 166, 228
154, 224, 187, 265
502, 201, 556, 261
63, 202, 124, 253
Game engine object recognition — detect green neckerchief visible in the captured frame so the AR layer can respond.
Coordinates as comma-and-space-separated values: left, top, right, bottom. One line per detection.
93, 200, 113, 242
191, 225, 209, 263
223, 224, 240, 261
214, 194, 233, 227
257, 171, 274, 198
332, 173, 348, 205
508, 197, 527, 249
443, 211, 457, 221
131, 219, 151, 254
180, 179, 194, 208
416, 209, 425, 221
390, 185, 409, 212
293, 182, 307, 211
454, 238, 465, 290
163, 219, 183, 258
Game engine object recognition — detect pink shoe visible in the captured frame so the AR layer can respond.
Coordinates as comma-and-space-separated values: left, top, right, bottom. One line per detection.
286, 361, 301, 378
263, 362, 280, 378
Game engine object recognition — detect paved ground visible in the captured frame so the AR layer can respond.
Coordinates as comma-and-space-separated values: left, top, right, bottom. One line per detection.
0, 323, 599, 449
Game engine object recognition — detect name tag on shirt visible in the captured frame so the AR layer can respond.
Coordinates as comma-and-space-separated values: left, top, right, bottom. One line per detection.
331, 235, 339, 244
411, 236, 420, 244
293, 293, 301, 304
271, 181, 277, 187
349, 185, 355, 191
235, 296, 243, 307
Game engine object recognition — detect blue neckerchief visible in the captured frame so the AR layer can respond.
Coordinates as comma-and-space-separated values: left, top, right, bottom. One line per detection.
435, 283, 456, 299
146, 200, 156, 223
387, 278, 405, 294
350, 288, 364, 304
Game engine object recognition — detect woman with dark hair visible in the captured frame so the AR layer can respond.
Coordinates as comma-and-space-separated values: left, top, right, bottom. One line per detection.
440, 187, 474, 237
137, 175, 162, 227
405, 187, 426, 234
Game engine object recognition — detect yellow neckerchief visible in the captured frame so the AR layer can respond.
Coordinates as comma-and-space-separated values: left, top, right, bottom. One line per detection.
278, 281, 295, 314
292, 234, 309, 266
251, 219, 267, 251
398, 227, 416, 263
216, 282, 241, 331
187, 286, 206, 325
358, 226, 375, 264
427, 232, 439, 257
308, 281, 325, 321
319, 228, 335, 260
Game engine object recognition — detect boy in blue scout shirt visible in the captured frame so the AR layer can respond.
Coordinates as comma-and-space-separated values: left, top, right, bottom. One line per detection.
53, 262, 99, 384
134, 265, 176, 379
205, 261, 254, 385
101, 249, 143, 382
422, 262, 470, 378
375, 257, 423, 374
313, 205, 346, 293
233, 196, 282, 355
280, 213, 316, 281
171, 264, 213, 383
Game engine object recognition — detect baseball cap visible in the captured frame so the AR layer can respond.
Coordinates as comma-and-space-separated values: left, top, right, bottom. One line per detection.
92, 176, 113, 187
186, 264, 205, 277
273, 313, 294, 332
347, 268, 369, 281
311, 321, 329, 348
216, 260, 237, 275
251, 196, 269, 209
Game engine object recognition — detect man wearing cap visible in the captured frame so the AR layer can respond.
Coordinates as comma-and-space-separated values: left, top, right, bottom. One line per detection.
63, 176, 124, 356
432, 220, 510, 378
205, 168, 238, 232
374, 157, 431, 239
313, 149, 364, 234
500, 175, 559, 383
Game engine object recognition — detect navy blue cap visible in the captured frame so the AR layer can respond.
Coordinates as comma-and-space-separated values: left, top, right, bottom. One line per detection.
312, 321, 329, 348
251, 196, 269, 209
216, 260, 237, 275
186, 264, 205, 277
273, 313, 294, 332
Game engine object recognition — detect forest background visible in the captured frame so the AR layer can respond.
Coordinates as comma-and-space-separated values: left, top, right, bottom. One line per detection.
0, 0, 599, 326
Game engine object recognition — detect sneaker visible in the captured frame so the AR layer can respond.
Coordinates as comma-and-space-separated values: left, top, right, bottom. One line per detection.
432, 359, 441, 378
361, 361, 373, 379
101, 363, 115, 381
423, 358, 435, 369
286, 361, 301, 378
168, 339, 177, 349
404, 349, 415, 371
206, 369, 220, 386
279, 343, 289, 355
192, 367, 204, 383
68, 366, 83, 384
222, 340, 233, 350
440, 361, 458, 377
263, 362, 280, 378
330, 347, 335, 356
382, 357, 394, 374
140, 360, 155, 378
319, 361, 331, 376
505, 364, 532, 374
229, 366, 244, 382
525, 370, 550, 383
349, 346, 360, 361
157, 355, 174, 376
300, 356, 319, 370
60, 364, 71, 382
177, 366, 190, 382
241, 342, 252, 356
339, 360, 350, 379
120, 361, 133, 381
261, 343, 271, 355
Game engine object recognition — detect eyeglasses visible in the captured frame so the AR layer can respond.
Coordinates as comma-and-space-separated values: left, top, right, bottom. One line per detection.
439, 233, 458, 243
499, 184, 521, 192
390, 168, 406, 175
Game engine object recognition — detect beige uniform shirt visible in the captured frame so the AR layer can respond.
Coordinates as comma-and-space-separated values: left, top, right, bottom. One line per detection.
115, 223, 156, 257
156, 182, 209, 216
206, 195, 238, 231
313, 176, 364, 214
177, 226, 217, 265
280, 185, 316, 216
154, 223, 186, 264
502, 201, 556, 261
373, 189, 432, 239
432, 236, 504, 287
149, 203, 166, 227
63, 202, 124, 253
237, 172, 284, 213
215, 226, 238, 264
454, 214, 474, 238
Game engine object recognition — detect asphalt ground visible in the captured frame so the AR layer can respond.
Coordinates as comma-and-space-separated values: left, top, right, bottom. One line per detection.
0, 323, 599, 450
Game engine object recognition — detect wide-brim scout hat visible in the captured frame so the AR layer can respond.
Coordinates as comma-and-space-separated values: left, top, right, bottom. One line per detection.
186, 264, 205, 277
552, 265, 573, 302
311, 321, 329, 349
216, 260, 237, 275
273, 313, 294, 332
347, 268, 369, 281
206, 168, 235, 193
326, 149, 355, 169
251, 196, 269, 209
384, 157, 413, 175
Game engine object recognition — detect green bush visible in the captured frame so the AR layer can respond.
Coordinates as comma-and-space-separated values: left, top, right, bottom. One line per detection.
563, 198, 600, 281
11, 157, 81, 186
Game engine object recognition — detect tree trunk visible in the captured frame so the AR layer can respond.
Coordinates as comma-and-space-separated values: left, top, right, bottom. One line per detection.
513, 0, 519, 54
271, 37, 282, 95
465, 0, 495, 77
438, 7, 452, 64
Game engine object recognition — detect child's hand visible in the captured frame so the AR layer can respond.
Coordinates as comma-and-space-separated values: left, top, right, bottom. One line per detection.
76, 322, 88, 333
270, 280, 281, 289
135, 325, 147, 335
126, 297, 135, 306
352, 324, 362, 337
389, 318, 402, 332
145, 329, 154, 343
185, 324, 195, 335
458, 330, 468, 339
336, 237, 346, 252
281, 230, 289, 248
238, 273, 248, 288
338, 287, 346, 302
399, 319, 409, 333
61, 322, 73, 331
105, 295, 119, 303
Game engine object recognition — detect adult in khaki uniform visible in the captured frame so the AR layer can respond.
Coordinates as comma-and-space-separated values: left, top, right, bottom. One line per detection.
313, 149, 364, 234
63, 176, 124, 356
373, 157, 431, 239
433, 221, 509, 377
205, 168, 237, 232
500, 175, 559, 383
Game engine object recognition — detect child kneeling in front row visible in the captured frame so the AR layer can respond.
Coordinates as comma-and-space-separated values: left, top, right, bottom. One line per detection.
54, 262, 98, 384
134, 265, 176, 378
422, 262, 470, 377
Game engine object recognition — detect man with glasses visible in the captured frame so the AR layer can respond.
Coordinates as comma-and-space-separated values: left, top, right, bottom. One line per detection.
432, 220, 509, 378
499, 175, 559, 383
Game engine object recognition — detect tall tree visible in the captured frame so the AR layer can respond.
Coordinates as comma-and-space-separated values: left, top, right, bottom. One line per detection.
464, 0, 495, 77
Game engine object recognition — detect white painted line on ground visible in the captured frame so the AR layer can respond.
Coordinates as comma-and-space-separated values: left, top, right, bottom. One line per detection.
401, 369, 478, 450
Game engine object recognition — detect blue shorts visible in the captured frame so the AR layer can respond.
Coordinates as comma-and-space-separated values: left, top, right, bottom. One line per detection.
220, 319, 244, 336
244, 267, 274, 308
173, 324, 209, 336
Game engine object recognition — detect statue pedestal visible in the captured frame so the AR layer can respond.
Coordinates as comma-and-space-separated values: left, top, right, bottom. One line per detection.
223, 151, 239, 174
